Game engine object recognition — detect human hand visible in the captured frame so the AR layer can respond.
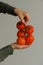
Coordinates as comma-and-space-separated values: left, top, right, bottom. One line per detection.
11, 42, 29, 50
14, 8, 30, 23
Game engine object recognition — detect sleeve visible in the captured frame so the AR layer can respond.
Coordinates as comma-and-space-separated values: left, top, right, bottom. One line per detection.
0, 45, 14, 62
0, 1, 17, 16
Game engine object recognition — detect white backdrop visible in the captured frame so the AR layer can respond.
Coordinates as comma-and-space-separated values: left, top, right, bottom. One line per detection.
0, 0, 43, 65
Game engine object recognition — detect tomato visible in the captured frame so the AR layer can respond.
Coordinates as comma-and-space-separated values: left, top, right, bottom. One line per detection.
17, 37, 25, 45
16, 21, 25, 30
17, 31, 25, 37
25, 34, 34, 45
25, 25, 34, 34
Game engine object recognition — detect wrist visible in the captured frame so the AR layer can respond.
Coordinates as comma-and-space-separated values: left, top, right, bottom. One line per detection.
11, 42, 17, 50
14, 8, 19, 16
11, 44, 15, 50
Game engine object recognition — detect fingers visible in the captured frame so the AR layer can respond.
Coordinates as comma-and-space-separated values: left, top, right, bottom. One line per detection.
11, 42, 30, 49
24, 13, 30, 22
18, 13, 25, 23
16, 44, 29, 49
18, 13, 30, 23
20, 45, 29, 49
15, 8, 30, 23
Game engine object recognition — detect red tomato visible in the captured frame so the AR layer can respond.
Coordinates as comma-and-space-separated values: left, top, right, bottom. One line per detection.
17, 31, 25, 37
25, 25, 34, 34
17, 37, 25, 45
16, 21, 25, 30
25, 34, 34, 45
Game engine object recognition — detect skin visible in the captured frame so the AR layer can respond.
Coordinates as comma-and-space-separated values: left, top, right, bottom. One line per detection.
11, 42, 29, 50
11, 8, 30, 50
14, 8, 30, 23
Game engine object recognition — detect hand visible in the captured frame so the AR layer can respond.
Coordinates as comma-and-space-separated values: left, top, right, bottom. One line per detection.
11, 42, 29, 50
14, 8, 30, 23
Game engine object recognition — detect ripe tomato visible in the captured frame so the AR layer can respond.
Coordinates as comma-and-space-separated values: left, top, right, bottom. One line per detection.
25, 25, 34, 34
17, 37, 25, 45
16, 21, 25, 30
25, 34, 34, 45
17, 31, 25, 37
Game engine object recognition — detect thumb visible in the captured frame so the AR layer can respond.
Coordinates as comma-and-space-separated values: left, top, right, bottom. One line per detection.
18, 14, 25, 23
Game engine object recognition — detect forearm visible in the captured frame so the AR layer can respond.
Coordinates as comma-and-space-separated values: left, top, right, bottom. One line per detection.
0, 1, 17, 16
0, 45, 13, 62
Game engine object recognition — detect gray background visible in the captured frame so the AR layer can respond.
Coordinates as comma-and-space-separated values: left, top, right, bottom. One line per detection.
0, 0, 43, 65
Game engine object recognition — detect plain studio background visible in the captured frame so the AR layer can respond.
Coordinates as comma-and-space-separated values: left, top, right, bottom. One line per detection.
0, 0, 43, 65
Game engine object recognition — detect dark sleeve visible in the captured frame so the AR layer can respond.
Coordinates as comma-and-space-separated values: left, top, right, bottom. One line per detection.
0, 45, 13, 62
0, 1, 17, 16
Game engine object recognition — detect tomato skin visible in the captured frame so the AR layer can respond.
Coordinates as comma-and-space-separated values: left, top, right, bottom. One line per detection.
25, 25, 34, 34
25, 35, 34, 45
16, 21, 25, 30
17, 31, 25, 37
17, 37, 25, 45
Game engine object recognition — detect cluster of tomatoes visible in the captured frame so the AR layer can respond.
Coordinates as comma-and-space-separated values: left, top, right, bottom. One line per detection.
16, 21, 34, 46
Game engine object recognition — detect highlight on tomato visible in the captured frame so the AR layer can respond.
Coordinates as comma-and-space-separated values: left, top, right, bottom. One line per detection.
17, 37, 25, 45
17, 30, 25, 37
16, 21, 25, 30
25, 34, 34, 45
25, 25, 34, 34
